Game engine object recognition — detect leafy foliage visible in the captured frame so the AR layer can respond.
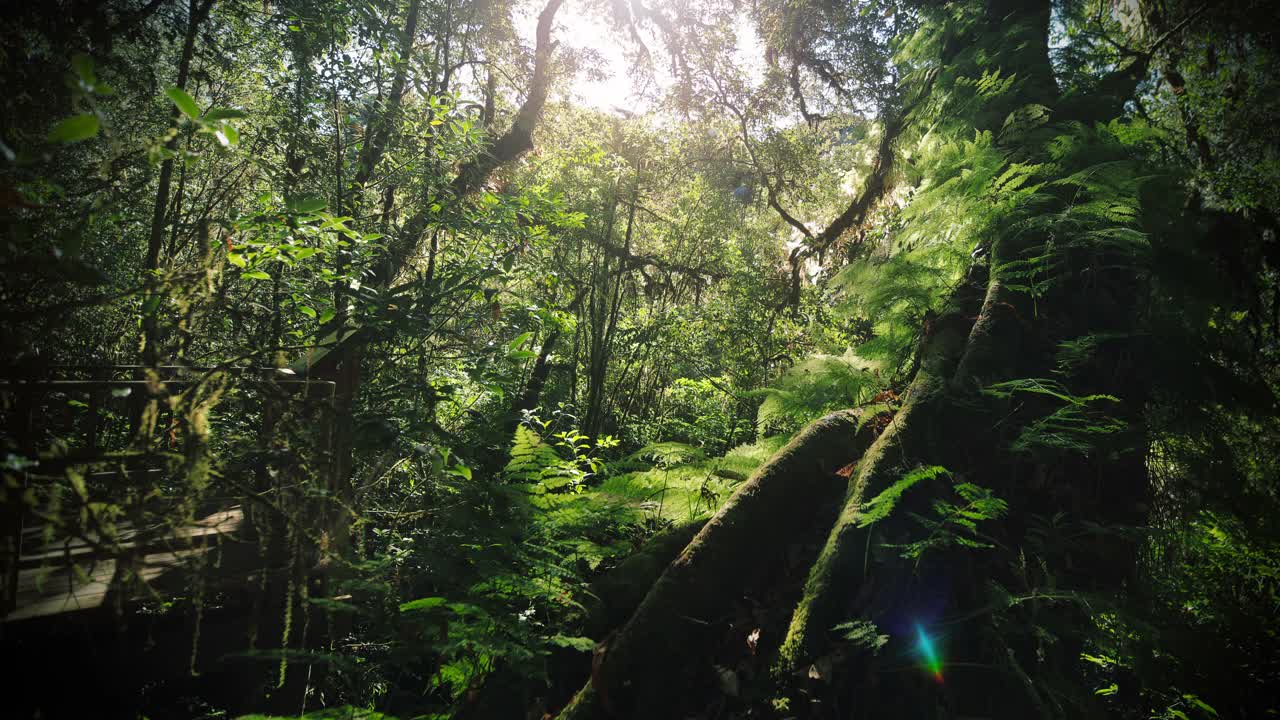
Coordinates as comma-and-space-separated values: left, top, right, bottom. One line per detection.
754, 353, 880, 435
2, 0, 1278, 718
901, 480, 1009, 560
985, 378, 1128, 456
856, 465, 951, 527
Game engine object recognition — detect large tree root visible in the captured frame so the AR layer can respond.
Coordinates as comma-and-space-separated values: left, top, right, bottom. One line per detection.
776, 264, 990, 673
582, 518, 710, 639
553, 265, 991, 719
556, 408, 883, 719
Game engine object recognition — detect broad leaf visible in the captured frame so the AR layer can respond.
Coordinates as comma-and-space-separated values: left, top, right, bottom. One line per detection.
48, 114, 99, 143
164, 86, 200, 118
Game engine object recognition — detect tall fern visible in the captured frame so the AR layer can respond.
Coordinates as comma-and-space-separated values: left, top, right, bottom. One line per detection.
504, 425, 566, 484
752, 352, 880, 435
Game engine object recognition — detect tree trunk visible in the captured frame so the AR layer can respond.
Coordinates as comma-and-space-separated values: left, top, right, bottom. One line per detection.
140, 0, 216, 365
507, 326, 560, 432
553, 1, 1159, 717
775, 262, 990, 671
557, 408, 883, 718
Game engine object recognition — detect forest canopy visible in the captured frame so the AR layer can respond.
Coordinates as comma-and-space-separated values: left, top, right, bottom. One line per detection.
1, 0, 1279, 719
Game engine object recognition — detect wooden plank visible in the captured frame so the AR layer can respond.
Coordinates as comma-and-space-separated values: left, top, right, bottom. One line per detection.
17, 507, 243, 568
3, 506, 246, 622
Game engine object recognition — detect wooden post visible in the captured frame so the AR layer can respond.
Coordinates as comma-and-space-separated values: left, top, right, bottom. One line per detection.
1, 388, 35, 616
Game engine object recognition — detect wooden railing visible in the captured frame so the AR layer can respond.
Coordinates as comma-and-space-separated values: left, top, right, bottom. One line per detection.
0, 365, 336, 619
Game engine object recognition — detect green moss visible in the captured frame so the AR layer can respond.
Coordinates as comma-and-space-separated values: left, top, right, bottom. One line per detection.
775, 269, 986, 672
559, 410, 877, 719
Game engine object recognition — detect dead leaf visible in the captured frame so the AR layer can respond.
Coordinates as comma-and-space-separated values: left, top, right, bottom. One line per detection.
808, 655, 833, 682
872, 389, 899, 404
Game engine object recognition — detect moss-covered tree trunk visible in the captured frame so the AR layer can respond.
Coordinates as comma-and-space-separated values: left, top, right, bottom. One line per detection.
558, 408, 883, 717
552, 1, 1158, 718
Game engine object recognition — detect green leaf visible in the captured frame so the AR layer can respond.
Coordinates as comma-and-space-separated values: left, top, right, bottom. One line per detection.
227, 252, 247, 268
242, 270, 271, 280
306, 597, 360, 614
298, 305, 317, 318
48, 114, 99, 143
1184, 696, 1218, 717
71, 53, 97, 86
165, 86, 201, 118
548, 635, 597, 652
831, 619, 889, 653
508, 331, 534, 351
318, 308, 336, 324
215, 124, 239, 147
205, 107, 248, 121
1080, 653, 1115, 668
399, 596, 448, 613
288, 196, 328, 213
1094, 683, 1118, 696
857, 465, 950, 527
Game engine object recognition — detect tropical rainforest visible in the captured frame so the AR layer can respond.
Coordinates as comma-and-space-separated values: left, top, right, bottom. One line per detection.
1, 0, 1279, 718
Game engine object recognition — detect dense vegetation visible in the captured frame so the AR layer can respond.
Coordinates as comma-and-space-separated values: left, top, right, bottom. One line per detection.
1, 0, 1278, 718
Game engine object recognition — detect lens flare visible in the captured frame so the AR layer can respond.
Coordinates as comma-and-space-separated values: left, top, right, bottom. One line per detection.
915, 623, 944, 683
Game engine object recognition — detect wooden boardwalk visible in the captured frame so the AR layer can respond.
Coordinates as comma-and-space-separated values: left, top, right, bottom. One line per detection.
1, 366, 334, 624
5, 506, 245, 622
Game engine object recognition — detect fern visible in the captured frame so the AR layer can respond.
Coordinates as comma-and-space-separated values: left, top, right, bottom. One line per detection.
857, 465, 1007, 561
957, 68, 1017, 99
625, 441, 706, 468
1054, 333, 1131, 374
985, 378, 1126, 455
753, 353, 880, 435
901, 482, 1009, 560
857, 465, 951, 528
834, 248, 967, 369
831, 619, 890, 653
503, 424, 606, 493
504, 425, 565, 484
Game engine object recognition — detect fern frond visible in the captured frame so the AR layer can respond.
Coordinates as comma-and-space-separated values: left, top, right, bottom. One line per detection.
985, 378, 1126, 455
626, 442, 706, 468
857, 465, 951, 527
755, 353, 879, 435
505, 426, 564, 483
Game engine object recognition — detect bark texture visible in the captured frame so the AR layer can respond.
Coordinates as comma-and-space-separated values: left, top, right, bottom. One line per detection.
558, 408, 882, 718
775, 263, 989, 671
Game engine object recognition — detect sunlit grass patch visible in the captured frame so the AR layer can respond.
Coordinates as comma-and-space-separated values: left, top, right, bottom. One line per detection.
589, 435, 790, 522
717, 435, 789, 479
